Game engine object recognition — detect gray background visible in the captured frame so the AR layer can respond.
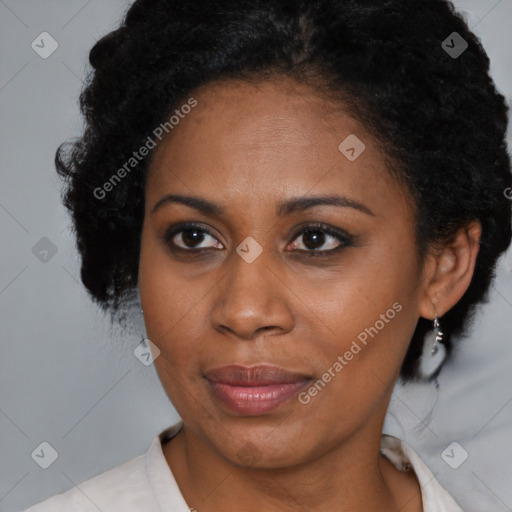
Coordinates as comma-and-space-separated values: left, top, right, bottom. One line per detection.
0, 1, 511, 511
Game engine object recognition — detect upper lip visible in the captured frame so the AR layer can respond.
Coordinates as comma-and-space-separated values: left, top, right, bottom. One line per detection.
204, 365, 311, 386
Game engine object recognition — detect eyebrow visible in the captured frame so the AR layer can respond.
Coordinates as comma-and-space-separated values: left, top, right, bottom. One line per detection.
150, 194, 375, 217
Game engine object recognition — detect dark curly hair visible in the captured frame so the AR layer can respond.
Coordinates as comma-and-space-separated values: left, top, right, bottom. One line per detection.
56, 0, 511, 382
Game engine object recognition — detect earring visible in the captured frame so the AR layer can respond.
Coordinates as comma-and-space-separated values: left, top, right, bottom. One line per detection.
432, 318, 443, 354
418, 311, 447, 384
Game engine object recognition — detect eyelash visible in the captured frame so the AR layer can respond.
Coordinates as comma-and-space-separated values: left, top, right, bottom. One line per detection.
163, 222, 354, 258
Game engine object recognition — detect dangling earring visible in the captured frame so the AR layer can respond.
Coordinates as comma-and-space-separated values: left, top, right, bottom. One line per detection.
431, 317, 443, 355
418, 308, 446, 385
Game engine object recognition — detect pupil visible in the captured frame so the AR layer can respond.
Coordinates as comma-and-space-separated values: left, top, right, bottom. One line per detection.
303, 230, 324, 250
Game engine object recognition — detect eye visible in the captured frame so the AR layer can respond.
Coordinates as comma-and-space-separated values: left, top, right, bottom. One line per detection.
288, 223, 353, 256
163, 222, 353, 256
164, 223, 223, 251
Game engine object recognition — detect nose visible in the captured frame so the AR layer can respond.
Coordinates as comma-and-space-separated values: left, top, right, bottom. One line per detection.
210, 249, 294, 341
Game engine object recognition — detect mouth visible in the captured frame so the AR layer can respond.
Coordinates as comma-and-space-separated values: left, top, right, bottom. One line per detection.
204, 364, 312, 415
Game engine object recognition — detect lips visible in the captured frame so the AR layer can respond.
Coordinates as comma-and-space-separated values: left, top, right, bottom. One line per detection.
204, 365, 311, 415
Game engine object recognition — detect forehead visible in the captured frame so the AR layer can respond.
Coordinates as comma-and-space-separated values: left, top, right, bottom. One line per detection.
146, 78, 410, 220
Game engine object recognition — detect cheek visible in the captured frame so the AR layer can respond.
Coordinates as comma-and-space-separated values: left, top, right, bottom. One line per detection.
139, 225, 191, 331
138, 227, 183, 357
294, 246, 420, 406
297, 302, 417, 429
137, 226, 214, 373
138, 236, 207, 417
299, 242, 417, 347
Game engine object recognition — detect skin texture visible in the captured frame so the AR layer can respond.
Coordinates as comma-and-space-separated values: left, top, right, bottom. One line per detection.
138, 78, 481, 511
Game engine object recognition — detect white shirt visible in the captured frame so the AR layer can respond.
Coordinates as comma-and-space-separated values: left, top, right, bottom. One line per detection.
24, 421, 464, 512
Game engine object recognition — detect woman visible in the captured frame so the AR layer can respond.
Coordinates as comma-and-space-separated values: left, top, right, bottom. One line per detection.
25, 0, 511, 510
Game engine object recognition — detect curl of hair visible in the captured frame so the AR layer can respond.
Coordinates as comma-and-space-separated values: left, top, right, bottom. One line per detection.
56, 0, 511, 382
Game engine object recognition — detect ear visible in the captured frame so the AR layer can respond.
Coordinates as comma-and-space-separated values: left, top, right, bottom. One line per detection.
418, 221, 482, 319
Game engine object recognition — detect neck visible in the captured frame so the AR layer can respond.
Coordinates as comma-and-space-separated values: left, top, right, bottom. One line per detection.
162, 417, 420, 512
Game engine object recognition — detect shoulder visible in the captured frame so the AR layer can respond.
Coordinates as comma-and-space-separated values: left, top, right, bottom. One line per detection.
380, 434, 465, 512
23, 422, 186, 512
23, 451, 151, 512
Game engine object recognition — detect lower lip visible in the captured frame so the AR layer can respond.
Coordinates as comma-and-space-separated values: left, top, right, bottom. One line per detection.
207, 380, 310, 415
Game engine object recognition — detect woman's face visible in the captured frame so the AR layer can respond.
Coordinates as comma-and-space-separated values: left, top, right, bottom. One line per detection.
138, 78, 430, 467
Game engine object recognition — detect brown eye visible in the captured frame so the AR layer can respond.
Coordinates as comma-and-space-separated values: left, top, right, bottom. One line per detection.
288, 223, 354, 256
165, 223, 223, 251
